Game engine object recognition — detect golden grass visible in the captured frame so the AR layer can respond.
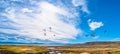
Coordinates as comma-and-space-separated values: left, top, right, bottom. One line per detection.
0, 45, 120, 54
54, 46, 120, 54
0, 45, 49, 53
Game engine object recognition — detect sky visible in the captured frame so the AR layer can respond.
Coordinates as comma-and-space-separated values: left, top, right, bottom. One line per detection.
0, 0, 120, 44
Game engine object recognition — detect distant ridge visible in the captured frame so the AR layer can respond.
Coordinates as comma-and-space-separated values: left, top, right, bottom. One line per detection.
0, 42, 67, 46
0, 41, 120, 47
70, 41, 120, 48
84, 41, 120, 44
0, 42, 43, 44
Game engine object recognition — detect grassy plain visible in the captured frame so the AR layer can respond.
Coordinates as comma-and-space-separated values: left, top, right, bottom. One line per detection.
0, 42, 120, 54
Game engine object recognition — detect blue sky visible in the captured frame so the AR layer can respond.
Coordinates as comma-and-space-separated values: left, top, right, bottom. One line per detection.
0, 0, 120, 44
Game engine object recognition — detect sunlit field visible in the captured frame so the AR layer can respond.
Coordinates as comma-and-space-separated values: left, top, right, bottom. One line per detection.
0, 42, 120, 54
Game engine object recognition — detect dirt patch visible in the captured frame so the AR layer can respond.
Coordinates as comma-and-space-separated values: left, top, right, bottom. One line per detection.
80, 52, 90, 54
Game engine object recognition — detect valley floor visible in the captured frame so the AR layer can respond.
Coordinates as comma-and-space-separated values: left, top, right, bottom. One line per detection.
0, 44, 120, 54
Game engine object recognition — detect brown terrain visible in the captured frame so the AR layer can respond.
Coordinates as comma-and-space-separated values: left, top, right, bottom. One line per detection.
0, 41, 120, 54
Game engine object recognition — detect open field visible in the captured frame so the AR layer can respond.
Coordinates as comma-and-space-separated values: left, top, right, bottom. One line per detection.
0, 42, 120, 54
0, 45, 49, 54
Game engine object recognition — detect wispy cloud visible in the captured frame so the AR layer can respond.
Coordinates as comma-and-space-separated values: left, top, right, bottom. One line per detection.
21, 8, 33, 13
72, 0, 89, 13
0, 0, 89, 43
88, 19, 104, 31
111, 37, 120, 41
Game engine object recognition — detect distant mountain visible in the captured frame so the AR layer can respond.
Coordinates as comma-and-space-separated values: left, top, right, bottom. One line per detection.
0, 41, 120, 47
85, 41, 120, 44
0, 42, 44, 44
70, 41, 120, 48
0, 42, 66, 46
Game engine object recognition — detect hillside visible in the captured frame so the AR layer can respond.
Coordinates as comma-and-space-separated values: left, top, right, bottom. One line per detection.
71, 41, 120, 48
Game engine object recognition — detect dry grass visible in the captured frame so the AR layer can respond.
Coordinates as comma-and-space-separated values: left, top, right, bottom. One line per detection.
0, 45, 49, 53
54, 47, 120, 54
0, 44, 120, 54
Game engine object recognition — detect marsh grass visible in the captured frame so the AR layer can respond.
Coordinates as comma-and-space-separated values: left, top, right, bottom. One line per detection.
0, 45, 49, 54
0, 44, 120, 54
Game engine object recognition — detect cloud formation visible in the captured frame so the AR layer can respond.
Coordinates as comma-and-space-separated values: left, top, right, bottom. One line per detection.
0, 0, 88, 43
88, 19, 104, 31
72, 0, 89, 13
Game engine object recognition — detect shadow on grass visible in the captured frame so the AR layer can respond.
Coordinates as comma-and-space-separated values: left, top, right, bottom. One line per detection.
0, 50, 17, 54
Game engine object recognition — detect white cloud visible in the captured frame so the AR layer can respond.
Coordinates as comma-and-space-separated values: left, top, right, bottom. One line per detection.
21, 8, 33, 13
112, 38, 120, 41
88, 19, 104, 31
72, 0, 89, 13
0, 0, 89, 43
